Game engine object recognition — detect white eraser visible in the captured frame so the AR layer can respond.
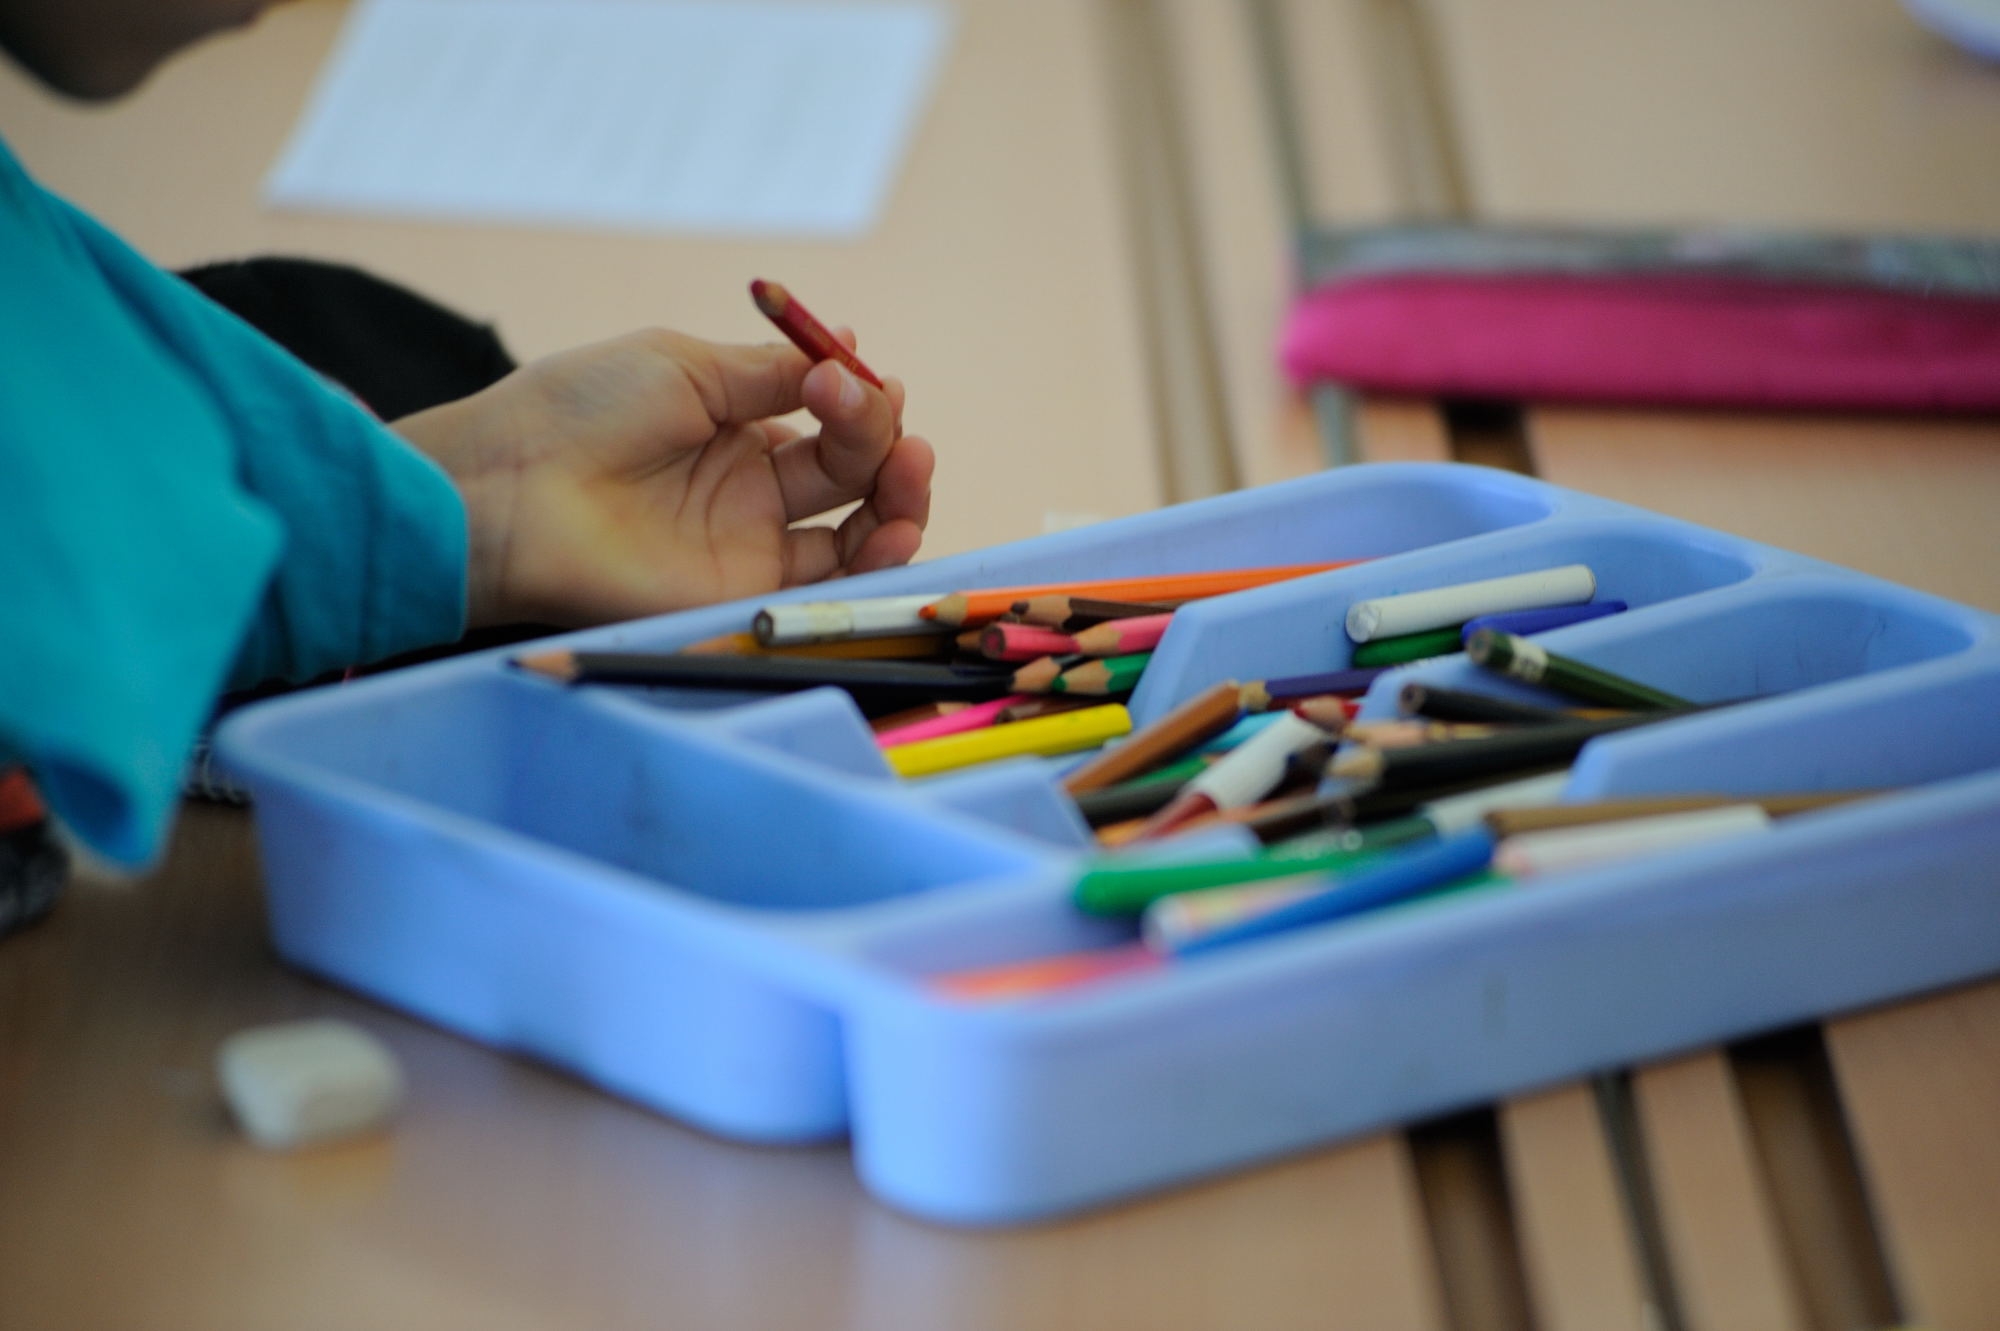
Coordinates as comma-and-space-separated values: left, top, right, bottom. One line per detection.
217, 1019, 404, 1150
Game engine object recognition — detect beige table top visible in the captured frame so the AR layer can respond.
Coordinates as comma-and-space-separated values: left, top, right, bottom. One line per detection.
0, 0, 1165, 562
6, 2, 2000, 1328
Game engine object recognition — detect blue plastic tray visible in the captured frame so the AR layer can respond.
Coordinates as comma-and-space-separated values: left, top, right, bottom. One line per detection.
217, 463, 2000, 1225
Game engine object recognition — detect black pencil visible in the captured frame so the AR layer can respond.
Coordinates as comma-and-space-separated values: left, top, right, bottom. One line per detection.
515, 649, 1017, 714
1327, 713, 1669, 790
1397, 683, 1584, 725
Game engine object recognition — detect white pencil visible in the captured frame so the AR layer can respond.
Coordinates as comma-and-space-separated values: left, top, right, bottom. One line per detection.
1345, 564, 1598, 642
1492, 803, 1772, 878
753, 593, 953, 646
1417, 769, 1574, 835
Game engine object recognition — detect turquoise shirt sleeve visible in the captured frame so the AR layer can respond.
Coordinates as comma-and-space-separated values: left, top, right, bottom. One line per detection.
0, 139, 467, 867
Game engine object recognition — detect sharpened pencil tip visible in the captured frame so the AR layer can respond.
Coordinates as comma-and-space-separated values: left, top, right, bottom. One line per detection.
748, 278, 787, 318
513, 650, 580, 682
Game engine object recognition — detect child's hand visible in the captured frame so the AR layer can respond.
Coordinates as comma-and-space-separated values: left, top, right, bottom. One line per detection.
395, 328, 934, 628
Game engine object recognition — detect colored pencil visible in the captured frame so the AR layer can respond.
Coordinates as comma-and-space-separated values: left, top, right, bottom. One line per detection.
921, 562, 1363, 628
1291, 695, 1362, 728
1137, 713, 1338, 840
1397, 682, 1586, 725
1071, 612, 1176, 657
1466, 629, 1694, 711
514, 650, 1015, 713
748, 278, 883, 387
1014, 596, 1178, 629
867, 701, 970, 733
1052, 652, 1154, 695
1344, 720, 1508, 749
1238, 667, 1388, 711
1012, 653, 1086, 693
1462, 600, 1628, 639
1349, 625, 1467, 668
682, 629, 955, 661
874, 694, 1034, 748
1163, 828, 1499, 957
1074, 826, 1384, 915
1073, 774, 1192, 828
1483, 790, 1877, 837
1326, 714, 1666, 791
1346, 565, 1596, 642
1415, 770, 1575, 835
1192, 711, 1288, 754
999, 695, 1100, 723
1148, 865, 1508, 954
1493, 804, 1772, 877
978, 622, 1081, 662
928, 942, 1162, 1001
753, 593, 950, 646
1061, 679, 1242, 795
885, 703, 1132, 779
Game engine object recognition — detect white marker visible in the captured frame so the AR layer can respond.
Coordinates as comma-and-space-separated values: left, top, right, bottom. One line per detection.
1345, 564, 1598, 642
753, 593, 952, 646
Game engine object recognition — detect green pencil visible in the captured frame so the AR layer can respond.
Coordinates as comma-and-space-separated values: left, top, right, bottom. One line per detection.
1074, 830, 1391, 915
1052, 651, 1154, 695
1351, 625, 1467, 668
1465, 629, 1693, 711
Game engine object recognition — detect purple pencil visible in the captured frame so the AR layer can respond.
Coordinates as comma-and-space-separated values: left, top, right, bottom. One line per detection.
1238, 666, 1389, 711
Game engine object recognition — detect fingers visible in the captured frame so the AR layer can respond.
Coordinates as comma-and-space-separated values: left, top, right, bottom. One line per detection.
780, 435, 934, 585
770, 359, 904, 521
651, 330, 813, 426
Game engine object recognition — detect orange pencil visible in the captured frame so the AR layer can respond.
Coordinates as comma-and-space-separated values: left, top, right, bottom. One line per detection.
921, 561, 1362, 628
749, 279, 883, 387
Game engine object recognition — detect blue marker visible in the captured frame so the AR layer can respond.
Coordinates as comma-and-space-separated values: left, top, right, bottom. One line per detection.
1169, 827, 1498, 957
1462, 601, 1628, 641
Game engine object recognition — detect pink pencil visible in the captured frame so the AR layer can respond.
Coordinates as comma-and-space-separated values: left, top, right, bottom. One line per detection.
1071, 611, 1176, 657
875, 694, 1034, 748
979, 622, 1082, 662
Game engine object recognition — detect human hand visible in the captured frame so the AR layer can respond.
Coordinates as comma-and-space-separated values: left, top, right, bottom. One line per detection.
394, 328, 934, 628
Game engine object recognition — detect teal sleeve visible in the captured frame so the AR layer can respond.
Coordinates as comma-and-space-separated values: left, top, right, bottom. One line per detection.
0, 144, 466, 867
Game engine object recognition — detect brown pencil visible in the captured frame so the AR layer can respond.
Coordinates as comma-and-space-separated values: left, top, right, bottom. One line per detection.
1061, 680, 1242, 795
1485, 790, 1880, 837
1013, 596, 1179, 629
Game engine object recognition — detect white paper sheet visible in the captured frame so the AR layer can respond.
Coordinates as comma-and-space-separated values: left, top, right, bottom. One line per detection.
265, 0, 953, 238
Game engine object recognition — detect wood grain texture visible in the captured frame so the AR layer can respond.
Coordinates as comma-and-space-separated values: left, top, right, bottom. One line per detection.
1526, 407, 2000, 612
1425, 0, 2000, 229
1498, 1085, 1652, 1331
0, 0, 1165, 560
1632, 1051, 1811, 1331
0, 810, 1458, 1331
1826, 981, 2000, 1331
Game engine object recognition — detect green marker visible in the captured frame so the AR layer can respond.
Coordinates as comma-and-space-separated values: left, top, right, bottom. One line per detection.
1466, 629, 1692, 711
1351, 625, 1467, 668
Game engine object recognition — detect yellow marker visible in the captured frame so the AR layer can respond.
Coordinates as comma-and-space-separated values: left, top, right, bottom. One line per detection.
886, 703, 1133, 779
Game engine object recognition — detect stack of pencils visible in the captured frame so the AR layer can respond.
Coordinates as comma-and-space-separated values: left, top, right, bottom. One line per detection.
513, 561, 1359, 779
930, 630, 1887, 1001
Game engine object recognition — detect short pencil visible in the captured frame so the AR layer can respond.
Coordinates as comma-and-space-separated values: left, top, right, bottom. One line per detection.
749, 278, 883, 387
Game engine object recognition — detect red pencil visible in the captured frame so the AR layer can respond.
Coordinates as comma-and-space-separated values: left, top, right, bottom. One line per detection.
749, 279, 884, 388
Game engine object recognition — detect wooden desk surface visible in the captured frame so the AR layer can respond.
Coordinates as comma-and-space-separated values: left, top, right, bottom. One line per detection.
6, 2, 2000, 1327
0, 0, 1166, 561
